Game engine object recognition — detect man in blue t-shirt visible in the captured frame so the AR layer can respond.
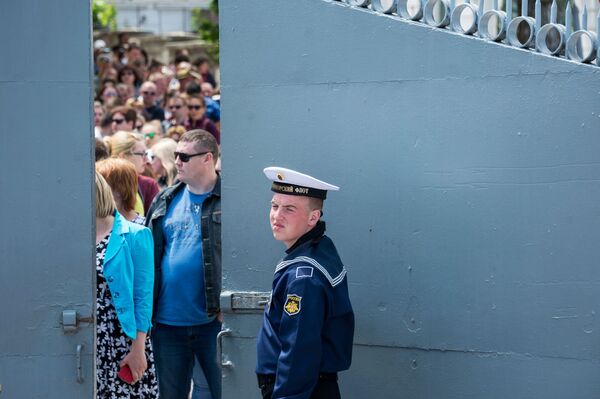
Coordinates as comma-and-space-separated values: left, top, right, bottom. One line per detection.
145, 129, 222, 399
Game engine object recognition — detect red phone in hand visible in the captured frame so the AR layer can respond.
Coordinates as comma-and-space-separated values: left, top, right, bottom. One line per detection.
118, 365, 134, 384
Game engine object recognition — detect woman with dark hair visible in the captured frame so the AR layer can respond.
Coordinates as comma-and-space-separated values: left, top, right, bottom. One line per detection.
183, 95, 220, 144
192, 56, 217, 88
94, 172, 158, 398
119, 65, 143, 97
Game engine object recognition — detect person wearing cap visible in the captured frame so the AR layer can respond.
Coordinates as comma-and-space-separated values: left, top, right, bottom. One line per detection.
256, 167, 355, 399
176, 61, 202, 93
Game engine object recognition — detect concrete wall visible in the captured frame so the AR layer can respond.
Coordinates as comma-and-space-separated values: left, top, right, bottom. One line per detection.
220, 0, 600, 397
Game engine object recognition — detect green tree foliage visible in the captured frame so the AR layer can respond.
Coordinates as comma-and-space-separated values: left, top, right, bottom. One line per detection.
93, 0, 117, 31
192, 0, 219, 63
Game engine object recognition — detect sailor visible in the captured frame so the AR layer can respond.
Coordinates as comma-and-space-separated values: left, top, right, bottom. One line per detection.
256, 166, 355, 399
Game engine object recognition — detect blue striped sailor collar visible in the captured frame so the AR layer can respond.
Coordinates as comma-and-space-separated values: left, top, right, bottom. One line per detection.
275, 256, 347, 287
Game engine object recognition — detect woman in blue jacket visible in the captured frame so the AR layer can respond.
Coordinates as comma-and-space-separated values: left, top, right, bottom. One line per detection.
95, 172, 158, 398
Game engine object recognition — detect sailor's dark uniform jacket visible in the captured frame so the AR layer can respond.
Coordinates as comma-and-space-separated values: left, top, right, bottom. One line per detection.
256, 221, 355, 399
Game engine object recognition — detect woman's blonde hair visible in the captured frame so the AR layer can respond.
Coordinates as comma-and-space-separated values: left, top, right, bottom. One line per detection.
96, 158, 138, 213
104, 131, 143, 157
151, 138, 178, 186
95, 172, 116, 218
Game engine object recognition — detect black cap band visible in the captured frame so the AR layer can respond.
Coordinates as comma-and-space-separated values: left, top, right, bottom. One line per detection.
271, 182, 327, 199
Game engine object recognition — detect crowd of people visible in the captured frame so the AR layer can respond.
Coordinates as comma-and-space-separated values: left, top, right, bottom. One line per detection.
92, 33, 355, 399
93, 34, 223, 399
94, 32, 221, 163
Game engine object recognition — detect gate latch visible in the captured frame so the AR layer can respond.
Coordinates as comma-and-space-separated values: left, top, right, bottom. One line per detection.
61, 310, 94, 334
220, 291, 271, 313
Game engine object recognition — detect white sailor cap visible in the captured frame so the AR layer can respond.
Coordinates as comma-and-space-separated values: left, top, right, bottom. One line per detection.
263, 166, 339, 199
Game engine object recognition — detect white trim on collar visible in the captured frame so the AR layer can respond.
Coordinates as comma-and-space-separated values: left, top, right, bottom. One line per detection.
275, 256, 347, 287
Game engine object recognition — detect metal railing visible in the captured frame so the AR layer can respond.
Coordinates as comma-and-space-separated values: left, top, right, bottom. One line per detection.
340, 0, 600, 66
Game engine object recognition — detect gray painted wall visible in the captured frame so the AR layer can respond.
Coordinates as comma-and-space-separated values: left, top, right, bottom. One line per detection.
220, 0, 600, 397
0, 1, 94, 396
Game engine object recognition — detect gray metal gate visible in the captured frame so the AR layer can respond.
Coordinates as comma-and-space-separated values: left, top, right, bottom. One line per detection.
0, 1, 95, 397
220, 0, 600, 398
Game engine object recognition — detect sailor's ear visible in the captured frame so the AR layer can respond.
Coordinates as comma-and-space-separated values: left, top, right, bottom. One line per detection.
308, 209, 320, 226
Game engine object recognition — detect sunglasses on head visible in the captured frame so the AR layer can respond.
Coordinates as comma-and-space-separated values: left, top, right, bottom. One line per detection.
174, 151, 209, 162
188, 105, 203, 110
112, 118, 125, 124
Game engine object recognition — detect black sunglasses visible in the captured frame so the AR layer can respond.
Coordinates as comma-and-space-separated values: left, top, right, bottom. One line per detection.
112, 118, 125, 124
174, 151, 209, 162
142, 91, 156, 96
188, 105, 203, 110
169, 105, 182, 110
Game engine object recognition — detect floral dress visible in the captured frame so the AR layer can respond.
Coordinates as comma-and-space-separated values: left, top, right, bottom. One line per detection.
96, 233, 159, 398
